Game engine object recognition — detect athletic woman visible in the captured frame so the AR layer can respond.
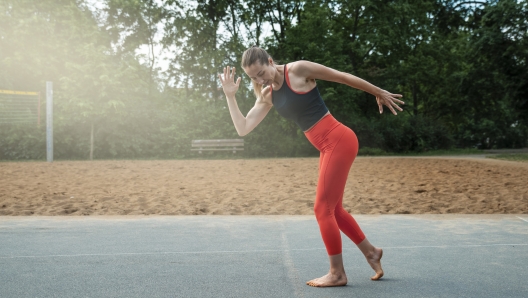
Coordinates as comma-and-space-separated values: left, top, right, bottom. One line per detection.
218, 46, 404, 288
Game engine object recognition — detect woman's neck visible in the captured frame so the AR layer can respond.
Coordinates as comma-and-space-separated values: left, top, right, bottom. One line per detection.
272, 64, 284, 88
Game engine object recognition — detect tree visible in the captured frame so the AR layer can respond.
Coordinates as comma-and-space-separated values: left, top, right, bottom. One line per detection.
455, 0, 528, 148
104, 0, 166, 94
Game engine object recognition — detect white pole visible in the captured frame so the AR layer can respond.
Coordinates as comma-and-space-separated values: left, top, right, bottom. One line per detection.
46, 82, 53, 163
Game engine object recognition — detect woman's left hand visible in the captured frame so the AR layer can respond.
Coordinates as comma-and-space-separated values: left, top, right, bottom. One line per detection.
376, 90, 404, 115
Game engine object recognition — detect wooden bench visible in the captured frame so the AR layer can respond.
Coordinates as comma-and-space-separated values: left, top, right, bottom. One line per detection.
191, 139, 244, 154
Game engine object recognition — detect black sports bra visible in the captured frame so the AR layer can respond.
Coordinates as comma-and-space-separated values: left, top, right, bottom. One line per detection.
271, 64, 329, 131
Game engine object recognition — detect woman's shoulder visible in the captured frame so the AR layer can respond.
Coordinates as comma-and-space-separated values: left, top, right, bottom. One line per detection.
285, 60, 316, 76
286, 60, 312, 69
286, 61, 323, 83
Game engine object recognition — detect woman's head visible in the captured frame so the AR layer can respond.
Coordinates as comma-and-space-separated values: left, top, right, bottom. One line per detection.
241, 46, 275, 100
241, 46, 270, 70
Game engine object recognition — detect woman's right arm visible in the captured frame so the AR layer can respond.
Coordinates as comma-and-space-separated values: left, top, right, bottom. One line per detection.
220, 66, 273, 136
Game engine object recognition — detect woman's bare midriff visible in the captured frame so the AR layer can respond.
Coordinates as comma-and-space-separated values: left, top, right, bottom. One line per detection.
303, 111, 331, 133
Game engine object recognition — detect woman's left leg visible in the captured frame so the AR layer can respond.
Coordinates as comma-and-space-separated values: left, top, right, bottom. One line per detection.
307, 125, 383, 287
307, 125, 358, 287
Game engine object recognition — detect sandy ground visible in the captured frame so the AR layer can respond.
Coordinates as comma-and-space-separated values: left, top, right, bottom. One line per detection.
0, 157, 527, 216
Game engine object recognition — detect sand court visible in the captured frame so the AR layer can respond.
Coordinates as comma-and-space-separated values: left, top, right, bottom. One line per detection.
1, 157, 527, 216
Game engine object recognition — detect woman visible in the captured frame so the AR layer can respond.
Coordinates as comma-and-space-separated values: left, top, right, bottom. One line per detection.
218, 46, 404, 288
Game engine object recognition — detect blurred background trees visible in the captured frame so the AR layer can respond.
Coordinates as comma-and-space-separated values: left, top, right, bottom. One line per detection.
0, 0, 526, 160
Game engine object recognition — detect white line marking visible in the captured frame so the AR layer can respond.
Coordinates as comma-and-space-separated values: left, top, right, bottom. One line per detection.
280, 224, 304, 298
383, 243, 528, 249
517, 216, 528, 223
0, 244, 526, 259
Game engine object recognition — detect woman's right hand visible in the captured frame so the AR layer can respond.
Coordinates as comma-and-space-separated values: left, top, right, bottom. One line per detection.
218, 66, 241, 98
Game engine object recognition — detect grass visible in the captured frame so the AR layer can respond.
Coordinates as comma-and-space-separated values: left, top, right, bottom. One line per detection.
487, 153, 528, 162
358, 147, 483, 157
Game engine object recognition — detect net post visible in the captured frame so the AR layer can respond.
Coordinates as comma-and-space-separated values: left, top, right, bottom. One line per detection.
38, 91, 41, 128
46, 82, 53, 163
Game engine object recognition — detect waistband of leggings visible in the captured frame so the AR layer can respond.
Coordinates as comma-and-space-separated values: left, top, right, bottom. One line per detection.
303, 113, 339, 136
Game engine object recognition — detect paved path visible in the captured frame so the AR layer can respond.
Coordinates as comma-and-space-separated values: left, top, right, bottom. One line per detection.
1, 215, 527, 298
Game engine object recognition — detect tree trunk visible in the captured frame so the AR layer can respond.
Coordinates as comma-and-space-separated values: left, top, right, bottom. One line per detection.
413, 81, 418, 116
148, 0, 156, 97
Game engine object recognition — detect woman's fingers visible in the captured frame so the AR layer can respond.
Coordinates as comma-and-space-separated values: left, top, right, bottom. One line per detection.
387, 103, 397, 115
391, 94, 405, 105
220, 66, 237, 85
380, 97, 398, 115
222, 66, 237, 81
376, 97, 383, 114
391, 100, 404, 111
393, 96, 405, 105
222, 68, 228, 85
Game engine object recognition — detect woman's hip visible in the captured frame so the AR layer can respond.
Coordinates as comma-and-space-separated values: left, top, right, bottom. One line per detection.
304, 114, 358, 152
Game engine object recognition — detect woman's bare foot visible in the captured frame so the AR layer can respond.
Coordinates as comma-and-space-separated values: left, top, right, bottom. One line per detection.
366, 247, 384, 280
357, 239, 384, 280
306, 272, 348, 287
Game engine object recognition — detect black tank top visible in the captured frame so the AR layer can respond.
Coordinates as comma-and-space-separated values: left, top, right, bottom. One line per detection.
271, 64, 329, 131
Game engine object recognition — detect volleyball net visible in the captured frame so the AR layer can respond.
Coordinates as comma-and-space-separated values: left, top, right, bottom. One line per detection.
0, 89, 41, 126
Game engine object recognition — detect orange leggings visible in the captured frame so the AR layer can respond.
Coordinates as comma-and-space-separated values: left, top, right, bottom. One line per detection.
305, 114, 365, 256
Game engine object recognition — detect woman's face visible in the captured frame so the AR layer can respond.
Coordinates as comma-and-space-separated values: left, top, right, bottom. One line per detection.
243, 58, 276, 86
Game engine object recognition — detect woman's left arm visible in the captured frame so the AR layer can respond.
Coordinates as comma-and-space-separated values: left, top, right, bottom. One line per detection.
295, 60, 404, 115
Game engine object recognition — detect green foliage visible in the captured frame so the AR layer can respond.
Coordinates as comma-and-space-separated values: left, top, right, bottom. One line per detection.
358, 147, 388, 156
452, 0, 528, 149
1, 0, 527, 161
0, 124, 46, 160
488, 153, 528, 162
348, 114, 454, 154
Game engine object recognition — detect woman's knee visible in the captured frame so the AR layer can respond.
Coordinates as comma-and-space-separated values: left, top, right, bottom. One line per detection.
313, 199, 332, 220
334, 205, 348, 217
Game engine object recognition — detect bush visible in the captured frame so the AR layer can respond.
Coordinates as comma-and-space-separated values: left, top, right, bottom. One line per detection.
347, 115, 454, 154
0, 124, 46, 160
358, 147, 388, 156
454, 118, 528, 149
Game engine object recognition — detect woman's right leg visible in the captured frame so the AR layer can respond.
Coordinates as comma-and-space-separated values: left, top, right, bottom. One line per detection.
356, 238, 384, 280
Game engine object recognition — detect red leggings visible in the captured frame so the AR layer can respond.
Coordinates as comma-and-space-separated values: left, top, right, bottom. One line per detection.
305, 114, 365, 255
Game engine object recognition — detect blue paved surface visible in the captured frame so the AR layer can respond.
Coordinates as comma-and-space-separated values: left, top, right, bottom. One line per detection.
1, 215, 527, 298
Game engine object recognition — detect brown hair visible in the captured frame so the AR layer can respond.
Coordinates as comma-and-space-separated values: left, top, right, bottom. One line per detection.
241, 46, 273, 100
